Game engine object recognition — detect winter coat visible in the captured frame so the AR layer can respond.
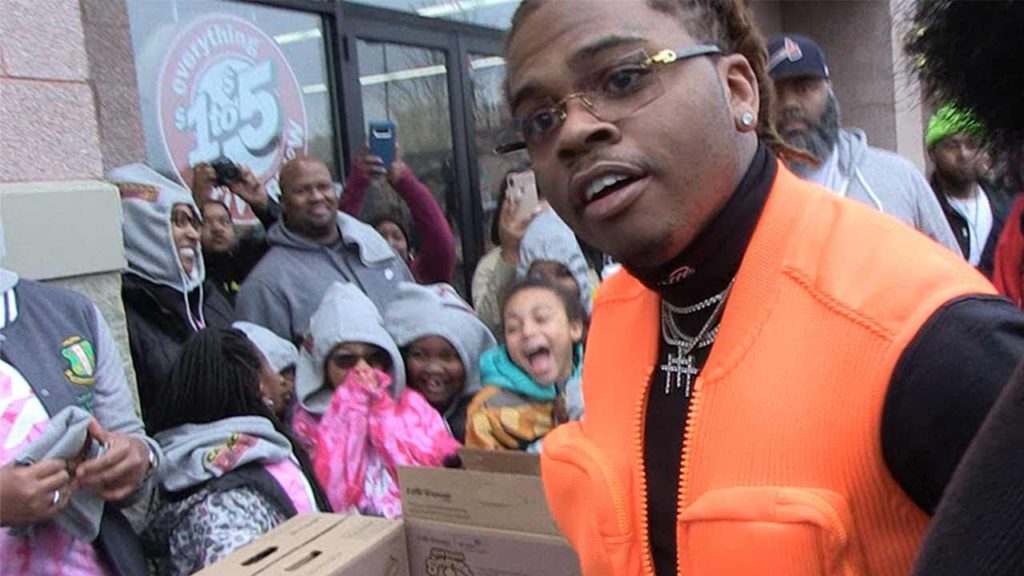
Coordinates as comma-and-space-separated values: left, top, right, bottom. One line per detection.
122, 274, 234, 426
289, 283, 458, 517
466, 344, 583, 451
293, 368, 458, 518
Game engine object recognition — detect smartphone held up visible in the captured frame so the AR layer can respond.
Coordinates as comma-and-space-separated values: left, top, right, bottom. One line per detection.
506, 169, 539, 221
369, 121, 397, 169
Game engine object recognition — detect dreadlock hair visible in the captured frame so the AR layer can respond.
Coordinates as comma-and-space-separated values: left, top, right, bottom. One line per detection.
507, 0, 814, 164
153, 328, 332, 511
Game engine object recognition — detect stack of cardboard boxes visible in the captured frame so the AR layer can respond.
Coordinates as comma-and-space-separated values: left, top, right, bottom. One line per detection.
198, 449, 581, 576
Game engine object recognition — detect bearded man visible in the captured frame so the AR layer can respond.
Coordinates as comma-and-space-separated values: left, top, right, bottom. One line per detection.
767, 34, 960, 254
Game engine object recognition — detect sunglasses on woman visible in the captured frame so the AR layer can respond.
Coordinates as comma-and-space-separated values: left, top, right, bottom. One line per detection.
327, 349, 392, 371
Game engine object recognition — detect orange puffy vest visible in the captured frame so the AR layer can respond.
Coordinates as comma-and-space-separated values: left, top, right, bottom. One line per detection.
540, 164, 995, 576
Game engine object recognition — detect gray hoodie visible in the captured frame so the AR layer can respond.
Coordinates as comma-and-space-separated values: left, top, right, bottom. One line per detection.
236, 213, 412, 343
518, 208, 593, 312
111, 164, 205, 292
233, 321, 298, 374
295, 282, 406, 414
153, 416, 293, 492
110, 164, 207, 330
828, 129, 961, 254
383, 282, 497, 416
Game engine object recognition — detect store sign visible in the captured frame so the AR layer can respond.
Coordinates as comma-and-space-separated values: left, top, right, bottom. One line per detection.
157, 14, 307, 221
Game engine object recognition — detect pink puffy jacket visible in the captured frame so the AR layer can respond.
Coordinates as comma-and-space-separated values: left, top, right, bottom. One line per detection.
292, 367, 458, 517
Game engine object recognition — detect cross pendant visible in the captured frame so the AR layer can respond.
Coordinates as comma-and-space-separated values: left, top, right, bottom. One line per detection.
660, 345, 700, 396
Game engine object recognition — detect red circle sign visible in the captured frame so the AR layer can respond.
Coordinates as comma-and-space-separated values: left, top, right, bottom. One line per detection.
157, 14, 308, 222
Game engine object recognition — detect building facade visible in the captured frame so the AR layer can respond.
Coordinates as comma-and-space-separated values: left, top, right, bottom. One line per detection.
0, 0, 927, 394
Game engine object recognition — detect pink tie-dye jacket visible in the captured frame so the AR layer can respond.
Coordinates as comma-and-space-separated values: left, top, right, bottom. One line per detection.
292, 367, 458, 518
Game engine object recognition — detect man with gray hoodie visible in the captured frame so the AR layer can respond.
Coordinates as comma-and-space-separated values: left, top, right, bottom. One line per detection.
767, 35, 960, 255
236, 156, 413, 344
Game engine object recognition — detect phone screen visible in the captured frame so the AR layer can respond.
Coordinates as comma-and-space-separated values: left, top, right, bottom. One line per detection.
506, 170, 539, 219
369, 122, 396, 168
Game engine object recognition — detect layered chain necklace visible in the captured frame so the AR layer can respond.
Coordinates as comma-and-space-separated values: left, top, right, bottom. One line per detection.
659, 278, 735, 396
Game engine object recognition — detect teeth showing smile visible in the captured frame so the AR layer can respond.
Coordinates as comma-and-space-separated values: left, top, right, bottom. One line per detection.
586, 174, 631, 202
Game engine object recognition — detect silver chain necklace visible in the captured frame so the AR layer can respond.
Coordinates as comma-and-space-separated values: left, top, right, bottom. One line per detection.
659, 278, 735, 396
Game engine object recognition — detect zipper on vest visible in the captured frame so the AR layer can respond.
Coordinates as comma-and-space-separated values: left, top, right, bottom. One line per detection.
675, 374, 704, 576
634, 364, 656, 576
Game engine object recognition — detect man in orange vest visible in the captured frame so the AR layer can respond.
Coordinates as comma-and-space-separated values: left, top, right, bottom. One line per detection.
498, 0, 1024, 575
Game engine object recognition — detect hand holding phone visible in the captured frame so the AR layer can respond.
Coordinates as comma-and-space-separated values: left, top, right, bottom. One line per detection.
368, 122, 397, 169
210, 157, 241, 186
506, 169, 539, 221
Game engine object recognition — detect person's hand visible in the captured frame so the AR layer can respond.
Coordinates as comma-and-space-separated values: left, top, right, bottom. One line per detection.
0, 460, 73, 526
353, 147, 387, 180
228, 165, 269, 211
498, 191, 541, 265
190, 162, 218, 203
74, 420, 152, 502
386, 144, 410, 185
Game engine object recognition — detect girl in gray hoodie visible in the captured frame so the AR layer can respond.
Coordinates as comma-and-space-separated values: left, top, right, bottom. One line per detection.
142, 328, 328, 575
291, 283, 459, 518
384, 282, 497, 443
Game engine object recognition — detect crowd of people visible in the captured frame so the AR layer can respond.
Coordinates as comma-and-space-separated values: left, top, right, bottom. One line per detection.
1, 0, 1023, 574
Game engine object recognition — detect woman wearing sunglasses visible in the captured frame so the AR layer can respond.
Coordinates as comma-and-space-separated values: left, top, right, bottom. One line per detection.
291, 283, 458, 518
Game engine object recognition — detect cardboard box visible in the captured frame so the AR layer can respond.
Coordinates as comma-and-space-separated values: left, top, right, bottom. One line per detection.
196, 513, 408, 576
399, 448, 580, 576
405, 519, 580, 576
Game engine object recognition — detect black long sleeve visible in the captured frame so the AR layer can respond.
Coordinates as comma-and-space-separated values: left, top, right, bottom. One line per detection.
910, 362, 1024, 575
882, 295, 1024, 513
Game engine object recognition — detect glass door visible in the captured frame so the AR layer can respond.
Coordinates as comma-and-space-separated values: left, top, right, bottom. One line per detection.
338, 6, 505, 299
354, 40, 465, 292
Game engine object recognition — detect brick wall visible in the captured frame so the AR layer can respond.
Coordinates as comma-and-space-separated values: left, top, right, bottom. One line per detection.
0, 0, 139, 404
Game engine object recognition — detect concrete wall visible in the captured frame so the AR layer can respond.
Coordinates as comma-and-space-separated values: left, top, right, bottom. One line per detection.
0, 0, 138, 402
750, 0, 927, 171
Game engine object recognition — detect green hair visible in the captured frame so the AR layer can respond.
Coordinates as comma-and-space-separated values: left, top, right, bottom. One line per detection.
925, 105, 985, 149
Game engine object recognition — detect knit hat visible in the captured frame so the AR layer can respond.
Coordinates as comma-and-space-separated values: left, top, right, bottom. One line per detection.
295, 283, 405, 414
518, 208, 592, 312
926, 104, 985, 149
383, 282, 497, 405
767, 35, 830, 81
110, 164, 205, 293
233, 321, 299, 374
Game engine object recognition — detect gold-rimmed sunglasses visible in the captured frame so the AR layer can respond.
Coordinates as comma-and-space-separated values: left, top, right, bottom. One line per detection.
495, 44, 721, 155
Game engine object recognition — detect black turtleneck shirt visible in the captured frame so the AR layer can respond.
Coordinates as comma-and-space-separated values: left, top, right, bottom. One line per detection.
630, 142, 1024, 576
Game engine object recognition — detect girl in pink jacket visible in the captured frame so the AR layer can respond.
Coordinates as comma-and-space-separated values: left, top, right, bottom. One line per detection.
291, 283, 458, 517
